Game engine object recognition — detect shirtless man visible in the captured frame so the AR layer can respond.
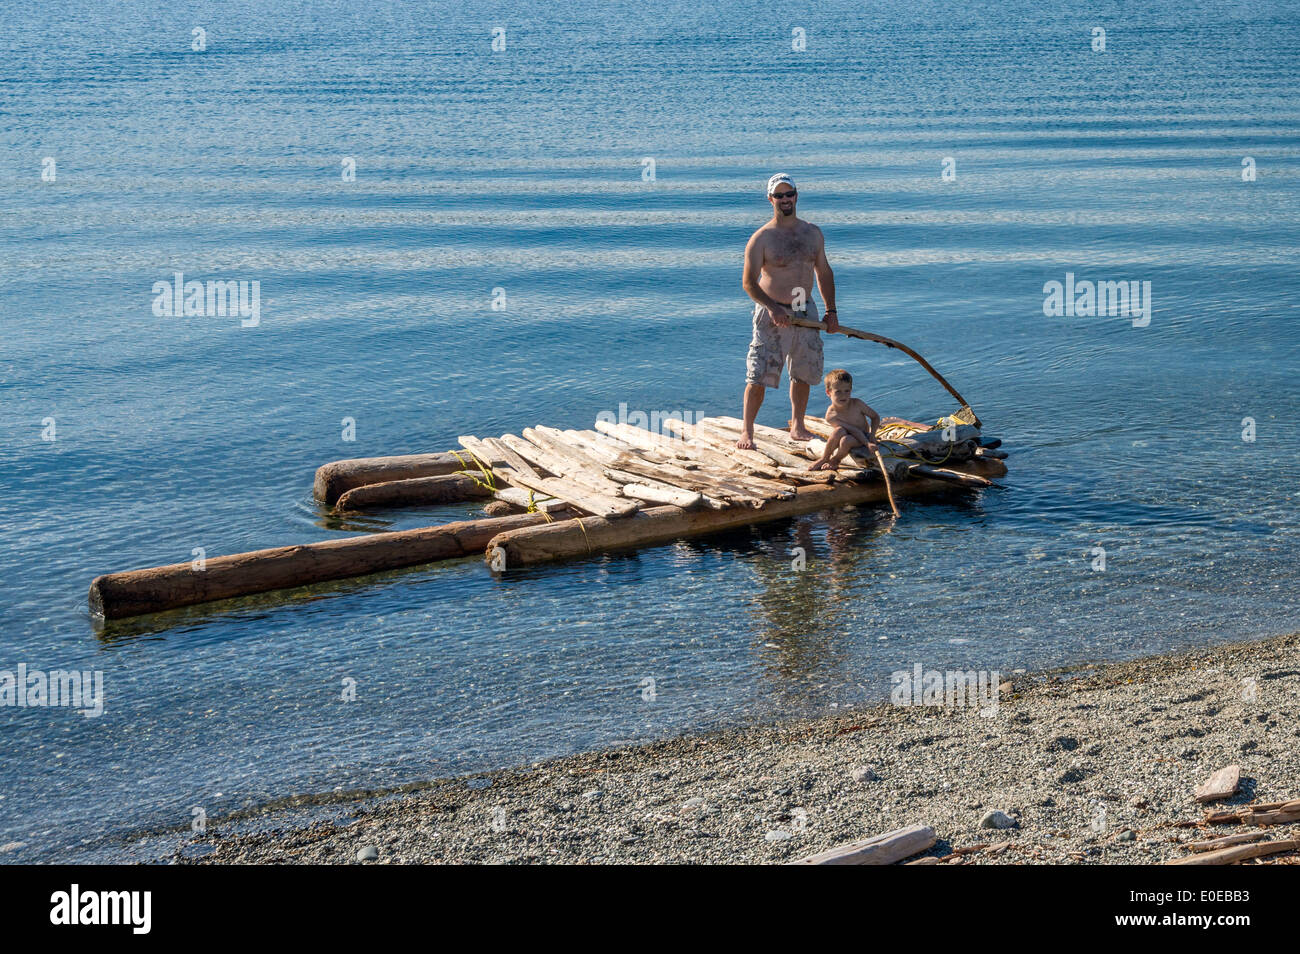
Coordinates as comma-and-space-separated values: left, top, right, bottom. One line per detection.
737, 173, 840, 449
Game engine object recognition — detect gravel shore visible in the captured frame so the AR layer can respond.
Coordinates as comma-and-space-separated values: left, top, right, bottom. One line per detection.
188, 632, 1300, 864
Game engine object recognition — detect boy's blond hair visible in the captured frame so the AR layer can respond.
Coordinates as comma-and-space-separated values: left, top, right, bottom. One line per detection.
824, 368, 852, 388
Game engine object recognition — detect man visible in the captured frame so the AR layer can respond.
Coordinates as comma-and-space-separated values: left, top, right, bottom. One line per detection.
737, 173, 840, 449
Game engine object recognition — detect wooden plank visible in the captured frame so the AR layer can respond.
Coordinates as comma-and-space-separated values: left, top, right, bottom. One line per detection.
1195, 765, 1241, 803
659, 418, 783, 476
499, 433, 628, 498
787, 825, 937, 866
559, 431, 740, 509
908, 463, 993, 488
1166, 838, 1300, 865
481, 437, 638, 519
591, 422, 788, 503
696, 419, 813, 470
493, 487, 570, 514
706, 416, 820, 459
1189, 832, 1272, 852
527, 427, 709, 510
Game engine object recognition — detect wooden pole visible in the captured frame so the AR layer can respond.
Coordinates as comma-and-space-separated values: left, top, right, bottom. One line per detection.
872, 447, 901, 517
790, 317, 980, 427
89, 510, 567, 621
486, 459, 1007, 569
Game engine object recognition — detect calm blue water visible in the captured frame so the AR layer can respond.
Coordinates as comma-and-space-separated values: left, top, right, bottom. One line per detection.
2, 0, 1298, 861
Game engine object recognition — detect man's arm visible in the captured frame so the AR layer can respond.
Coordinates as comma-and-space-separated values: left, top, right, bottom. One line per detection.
742, 232, 792, 326
813, 227, 839, 333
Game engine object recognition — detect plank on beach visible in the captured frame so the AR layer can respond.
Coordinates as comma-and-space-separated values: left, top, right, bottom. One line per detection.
314, 451, 472, 505
89, 510, 567, 621
486, 458, 1009, 568
788, 825, 937, 865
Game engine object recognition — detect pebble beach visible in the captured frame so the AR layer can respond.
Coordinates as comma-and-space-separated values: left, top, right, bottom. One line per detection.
184, 631, 1300, 865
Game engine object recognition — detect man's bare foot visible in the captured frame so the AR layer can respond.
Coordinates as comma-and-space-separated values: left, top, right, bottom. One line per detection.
789, 425, 814, 442
809, 460, 832, 471
736, 431, 756, 450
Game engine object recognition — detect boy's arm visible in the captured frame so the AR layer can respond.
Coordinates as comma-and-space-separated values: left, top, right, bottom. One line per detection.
858, 401, 880, 439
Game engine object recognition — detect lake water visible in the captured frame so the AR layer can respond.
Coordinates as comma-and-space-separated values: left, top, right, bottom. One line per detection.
2, 0, 1298, 861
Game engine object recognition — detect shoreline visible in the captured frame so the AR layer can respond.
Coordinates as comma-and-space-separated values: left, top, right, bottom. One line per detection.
184, 631, 1300, 864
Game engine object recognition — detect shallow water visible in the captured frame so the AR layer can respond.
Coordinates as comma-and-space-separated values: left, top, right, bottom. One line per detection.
1, 0, 1298, 861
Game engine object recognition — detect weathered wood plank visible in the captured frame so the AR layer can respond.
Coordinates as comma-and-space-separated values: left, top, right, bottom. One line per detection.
788, 825, 937, 866
1167, 838, 1300, 865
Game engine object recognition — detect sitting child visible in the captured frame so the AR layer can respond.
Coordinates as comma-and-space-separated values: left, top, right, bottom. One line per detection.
810, 368, 881, 470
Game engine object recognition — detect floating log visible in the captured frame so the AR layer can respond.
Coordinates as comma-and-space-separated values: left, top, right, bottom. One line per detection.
335, 473, 491, 512
486, 459, 1007, 569
90, 510, 566, 621
908, 463, 994, 488
313, 452, 470, 505
1167, 838, 1300, 865
788, 824, 937, 865
1195, 765, 1241, 804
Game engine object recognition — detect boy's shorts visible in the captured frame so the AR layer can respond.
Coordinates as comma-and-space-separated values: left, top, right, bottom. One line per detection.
745, 300, 824, 389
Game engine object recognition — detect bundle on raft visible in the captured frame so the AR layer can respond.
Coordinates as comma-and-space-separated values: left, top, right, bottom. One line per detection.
88, 409, 1006, 621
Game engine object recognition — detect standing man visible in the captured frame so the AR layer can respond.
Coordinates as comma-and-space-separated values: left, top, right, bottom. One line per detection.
737, 173, 840, 449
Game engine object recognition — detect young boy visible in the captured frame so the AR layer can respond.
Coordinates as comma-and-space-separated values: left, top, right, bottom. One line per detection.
810, 368, 881, 470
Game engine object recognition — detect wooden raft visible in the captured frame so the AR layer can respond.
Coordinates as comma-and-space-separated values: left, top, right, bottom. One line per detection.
89, 411, 1007, 620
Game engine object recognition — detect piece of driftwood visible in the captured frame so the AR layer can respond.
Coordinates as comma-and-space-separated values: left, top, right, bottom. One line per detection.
1204, 798, 1300, 825
1167, 838, 1300, 865
334, 473, 491, 512
1188, 831, 1271, 852
1195, 765, 1241, 803
313, 451, 471, 505
486, 459, 1008, 568
89, 510, 565, 621
493, 487, 570, 513
787, 825, 937, 865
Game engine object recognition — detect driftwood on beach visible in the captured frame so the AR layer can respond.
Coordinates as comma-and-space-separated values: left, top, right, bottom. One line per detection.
789, 824, 937, 865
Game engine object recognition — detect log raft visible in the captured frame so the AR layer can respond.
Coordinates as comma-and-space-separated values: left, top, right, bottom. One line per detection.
91, 410, 1007, 620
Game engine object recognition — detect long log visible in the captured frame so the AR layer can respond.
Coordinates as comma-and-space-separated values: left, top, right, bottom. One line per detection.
334, 473, 491, 511
89, 511, 566, 621
485, 459, 1007, 568
788, 825, 937, 865
313, 452, 469, 505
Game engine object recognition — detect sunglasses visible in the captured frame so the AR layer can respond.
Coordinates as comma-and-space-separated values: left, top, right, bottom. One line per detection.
772, 190, 797, 199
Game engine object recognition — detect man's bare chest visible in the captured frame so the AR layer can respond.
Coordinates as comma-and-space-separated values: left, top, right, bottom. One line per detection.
762, 229, 816, 269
